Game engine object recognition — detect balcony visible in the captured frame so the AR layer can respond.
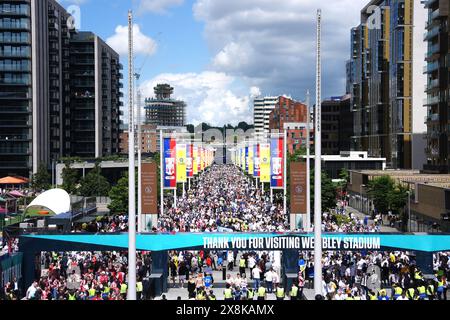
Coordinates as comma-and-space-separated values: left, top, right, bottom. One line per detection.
425, 78, 440, 91
423, 61, 439, 73
0, 161, 29, 169
424, 25, 440, 41
0, 134, 30, 141
424, 95, 440, 106
0, 146, 30, 155
426, 113, 440, 122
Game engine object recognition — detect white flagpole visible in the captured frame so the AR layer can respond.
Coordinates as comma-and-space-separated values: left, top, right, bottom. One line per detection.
306, 90, 311, 232
283, 130, 287, 219
314, 8, 323, 298
127, 10, 136, 301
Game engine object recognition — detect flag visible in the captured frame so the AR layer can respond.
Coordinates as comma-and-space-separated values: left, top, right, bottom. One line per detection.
253, 143, 260, 177
193, 145, 198, 175
270, 136, 284, 189
260, 143, 271, 183
176, 143, 187, 183
245, 146, 249, 172
163, 137, 177, 189
187, 143, 193, 178
248, 144, 254, 175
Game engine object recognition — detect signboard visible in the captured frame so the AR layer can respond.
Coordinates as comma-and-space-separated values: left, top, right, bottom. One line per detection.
270, 136, 284, 189
142, 162, 158, 215
290, 162, 307, 214
259, 143, 271, 183
163, 137, 176, 189
176, 144, 187, 183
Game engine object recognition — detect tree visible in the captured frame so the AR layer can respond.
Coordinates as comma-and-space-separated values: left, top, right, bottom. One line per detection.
31, 164, 51, 191
366, 175, 409, 217
366, 176, 395, 215
108, 173, 129, 214
78, 164, 110, 197
60, 161, 79, 195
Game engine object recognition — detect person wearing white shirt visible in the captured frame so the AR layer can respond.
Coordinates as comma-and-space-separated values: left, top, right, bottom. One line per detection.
252, 266, 261, 289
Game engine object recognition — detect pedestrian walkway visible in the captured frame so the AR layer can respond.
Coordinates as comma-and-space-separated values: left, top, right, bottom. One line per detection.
346, 206, 399, 233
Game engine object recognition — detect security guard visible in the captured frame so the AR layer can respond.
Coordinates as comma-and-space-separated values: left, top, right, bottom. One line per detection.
224, 284, 234, 301
136, 280, 143, 300
88, 286, 96, 299
68, 291, 77, 301
407, 287, 416, 300
393, 284, 403, 300
120, 282, 128, 298
257, 284, 267, 301
427, 282, 435, 300
290, 283, 299, 301
417, 284, 427, 300
247, 288, 255, 300
102, 285, 110, 300
367, 290, 377, 300
239, 257, 246, 276
208, 290, 217, 300
196, 288, 207, 301
275, 284, 285, 301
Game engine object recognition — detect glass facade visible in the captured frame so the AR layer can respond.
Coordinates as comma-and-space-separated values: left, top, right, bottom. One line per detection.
348, 0, 413, 169
0, 0, 31, 177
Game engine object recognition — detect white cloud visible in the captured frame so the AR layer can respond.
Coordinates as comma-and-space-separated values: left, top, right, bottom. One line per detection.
57, 0, 88, 5
140, 72, 256, 126
106, 24, 157, 56
138, 0, 184, 15
193, 0, 368, 100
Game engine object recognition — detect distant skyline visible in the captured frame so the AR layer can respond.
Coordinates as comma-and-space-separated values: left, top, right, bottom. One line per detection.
58, 0, 427, 131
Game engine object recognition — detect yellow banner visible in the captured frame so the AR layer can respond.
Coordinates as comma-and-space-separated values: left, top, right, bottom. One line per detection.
248, 145, 254, 175
176, 144, 187, 183
193, 146, 198, 175
241, 147, 245, 171
260, 143, 271, 183
201, 147, 205, 171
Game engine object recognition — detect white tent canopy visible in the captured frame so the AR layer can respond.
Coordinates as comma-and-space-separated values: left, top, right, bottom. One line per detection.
24, 189, 71, 217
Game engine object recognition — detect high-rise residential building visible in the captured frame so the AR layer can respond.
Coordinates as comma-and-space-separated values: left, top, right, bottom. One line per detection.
69, 32, 123, 158
321, 95, 353, 155
348, 0, 417, 169
253, 96, 279, 135
423, 0, 450, 173
144, 84, 186, 127
0, 0, 123, 178
0, 1, 33, 177
268, 96, 310, 154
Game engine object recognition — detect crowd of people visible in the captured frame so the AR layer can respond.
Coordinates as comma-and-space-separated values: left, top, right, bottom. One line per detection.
295, 250, 450, 300
157, 165, 289, 233
321, 209, 381, 233
17, 251, 153, 300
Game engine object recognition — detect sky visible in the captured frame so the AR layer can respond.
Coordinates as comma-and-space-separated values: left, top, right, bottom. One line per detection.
57, 0, 427, 132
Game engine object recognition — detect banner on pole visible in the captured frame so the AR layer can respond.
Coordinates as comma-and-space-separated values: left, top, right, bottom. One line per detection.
141, 162, 158, 214
248, 144, 254, 175
245, 146, 249, 173
290, 162, 307, 214
176, 143, 187, 183
260, 143, 271, 183
163, 137, 177, 189
271, 136, 284, 189
193, 145, 198, 176
254, 144, 260, 177
187, 144, 193, 178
